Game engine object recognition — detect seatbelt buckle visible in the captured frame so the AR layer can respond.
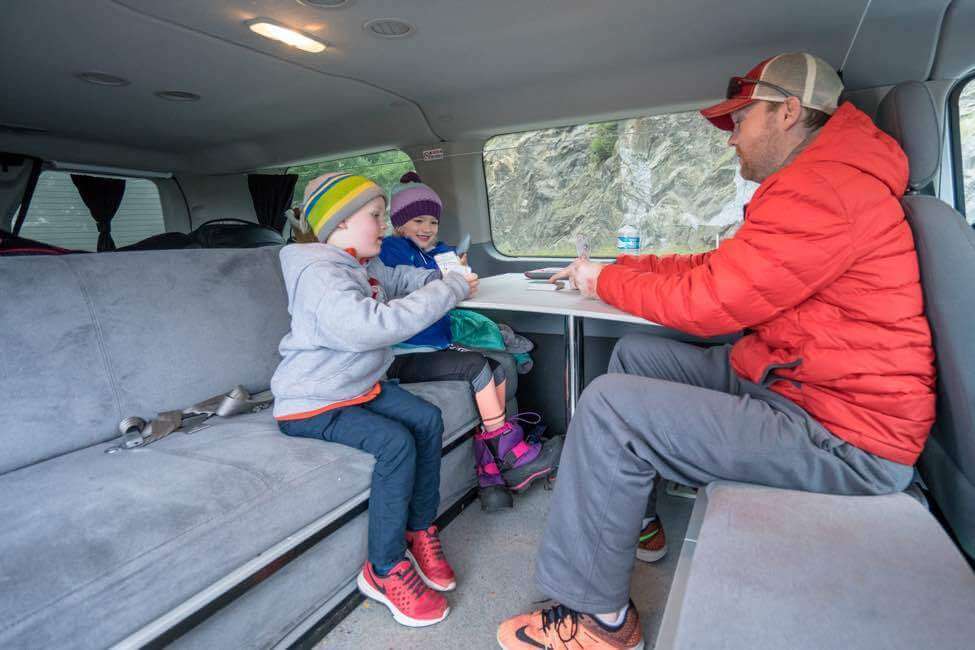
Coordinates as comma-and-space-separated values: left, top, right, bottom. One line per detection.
107, 386, 274, 453
119, 416, 148, 448
181, 412, 211, 434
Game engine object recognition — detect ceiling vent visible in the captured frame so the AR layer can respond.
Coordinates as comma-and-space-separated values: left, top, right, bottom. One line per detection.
76, 72, 130, 87
298, 0, 353, 8
154, 91, 201, 102
364, 18, 415, 39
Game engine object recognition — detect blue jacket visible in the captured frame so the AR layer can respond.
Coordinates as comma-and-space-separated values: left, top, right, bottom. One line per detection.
379, 236, 456, 349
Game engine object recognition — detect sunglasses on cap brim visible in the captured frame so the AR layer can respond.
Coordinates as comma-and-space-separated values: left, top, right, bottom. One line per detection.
726, 76, 793, 100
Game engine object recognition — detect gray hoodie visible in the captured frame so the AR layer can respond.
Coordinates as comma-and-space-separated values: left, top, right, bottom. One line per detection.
271, 243, 470, 419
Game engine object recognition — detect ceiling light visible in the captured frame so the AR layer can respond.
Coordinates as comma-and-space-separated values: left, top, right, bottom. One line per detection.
76, 72, 130, 87
364, 18, 415, 39
248, 19, 326, 53
155, 91, 201, 102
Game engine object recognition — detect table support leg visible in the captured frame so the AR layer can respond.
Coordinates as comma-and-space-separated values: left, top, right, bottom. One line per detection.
564, 314, 584, 428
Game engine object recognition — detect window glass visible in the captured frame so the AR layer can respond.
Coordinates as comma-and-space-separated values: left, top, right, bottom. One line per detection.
288, 149, 415, 208
483, 111, 757, 257
19, 172, 165, 250
958, 78, 975, 222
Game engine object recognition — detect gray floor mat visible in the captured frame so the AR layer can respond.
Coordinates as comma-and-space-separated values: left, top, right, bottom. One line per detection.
319, 484, 694, 649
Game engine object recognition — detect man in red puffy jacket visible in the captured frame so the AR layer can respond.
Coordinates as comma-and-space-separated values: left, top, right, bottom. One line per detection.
497, 53, 936, 649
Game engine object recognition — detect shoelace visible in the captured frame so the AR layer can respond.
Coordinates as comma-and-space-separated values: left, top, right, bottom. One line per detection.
394, 564, 429, 599
539, 603, 580, 643
415, 530, 446, 563
513, 411, 545, 444
512, 411, 542, 426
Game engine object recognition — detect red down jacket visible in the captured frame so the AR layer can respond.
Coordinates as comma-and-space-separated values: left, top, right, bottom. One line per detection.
597, 102, 935, 465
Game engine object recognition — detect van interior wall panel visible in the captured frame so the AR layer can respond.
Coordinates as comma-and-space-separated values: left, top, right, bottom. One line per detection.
407, 141, 492, 249
157, 178, 192, 233
840, 0, 951, 90
932, 0, 975, 80
0, 133, 185, 178
176, 174, 259, 228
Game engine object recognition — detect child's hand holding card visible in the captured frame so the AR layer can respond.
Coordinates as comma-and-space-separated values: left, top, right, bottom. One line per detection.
434, 251, 471, 276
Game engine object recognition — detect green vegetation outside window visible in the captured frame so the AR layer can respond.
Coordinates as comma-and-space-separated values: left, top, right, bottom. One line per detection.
288, 150, 415, 208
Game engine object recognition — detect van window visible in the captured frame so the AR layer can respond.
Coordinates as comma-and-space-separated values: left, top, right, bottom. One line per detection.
957, 77, 975, 221
288, 150, 415, 207
483, 112, 757, 257
18, 172, 165, 250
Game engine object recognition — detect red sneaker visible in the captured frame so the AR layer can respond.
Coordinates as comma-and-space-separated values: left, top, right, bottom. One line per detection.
356, 559, 449, 627
405, 525, 457, 591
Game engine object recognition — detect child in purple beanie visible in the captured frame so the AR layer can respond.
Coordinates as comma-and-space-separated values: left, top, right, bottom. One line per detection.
381, 172, 563, 512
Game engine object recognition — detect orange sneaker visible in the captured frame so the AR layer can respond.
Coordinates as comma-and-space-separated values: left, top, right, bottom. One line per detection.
635, 518, 667, 563
405, 525, 456, 591
356, 559, 449, 627
497, 602, 644, 649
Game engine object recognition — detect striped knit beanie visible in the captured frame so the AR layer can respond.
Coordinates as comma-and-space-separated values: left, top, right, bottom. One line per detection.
302, 172, 385, 242
389, 171, 443, 229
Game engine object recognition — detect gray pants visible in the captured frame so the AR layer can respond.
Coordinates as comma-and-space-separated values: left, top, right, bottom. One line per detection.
535, 334, 914, 613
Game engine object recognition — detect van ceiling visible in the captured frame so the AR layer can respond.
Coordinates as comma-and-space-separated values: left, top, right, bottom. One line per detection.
0, 0, 965, 175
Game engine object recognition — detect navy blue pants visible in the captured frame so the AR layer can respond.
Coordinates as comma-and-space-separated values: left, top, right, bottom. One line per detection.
278, 381, 444, 573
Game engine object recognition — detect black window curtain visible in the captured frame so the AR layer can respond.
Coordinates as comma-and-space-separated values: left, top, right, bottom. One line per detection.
248, 173, 298, 233
71, 174, 125, 252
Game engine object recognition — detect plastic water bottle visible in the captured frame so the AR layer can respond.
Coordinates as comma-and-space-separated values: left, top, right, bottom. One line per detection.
616, 224, 641, 253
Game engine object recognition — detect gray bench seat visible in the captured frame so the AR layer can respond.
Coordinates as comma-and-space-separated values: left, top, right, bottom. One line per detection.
0, 247, 513, 648
0, 382, 479, 648
657, 482, 975, 649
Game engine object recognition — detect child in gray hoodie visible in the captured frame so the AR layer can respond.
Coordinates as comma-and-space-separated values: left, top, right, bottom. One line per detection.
271, 172, 475, 628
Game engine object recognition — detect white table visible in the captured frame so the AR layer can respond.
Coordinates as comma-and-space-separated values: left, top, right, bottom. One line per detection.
458, 273, 660, 425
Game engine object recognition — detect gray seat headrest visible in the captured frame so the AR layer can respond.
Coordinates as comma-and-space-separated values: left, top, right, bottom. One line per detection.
876, 81, 941, 192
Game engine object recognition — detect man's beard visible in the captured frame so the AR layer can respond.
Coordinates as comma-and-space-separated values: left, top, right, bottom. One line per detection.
737, 151, 759, 182
738, 120, 786, 183
736, 141, 775, 182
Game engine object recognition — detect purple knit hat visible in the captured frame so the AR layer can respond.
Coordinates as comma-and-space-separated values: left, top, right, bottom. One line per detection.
389, 171, 443, 228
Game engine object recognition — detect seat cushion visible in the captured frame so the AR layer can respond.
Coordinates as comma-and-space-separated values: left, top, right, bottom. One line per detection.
0, 380, 478, 648
0, 256, 120, 474
904, 194, 975, 558
0, 247, 291, 476
668, 482, 975, 650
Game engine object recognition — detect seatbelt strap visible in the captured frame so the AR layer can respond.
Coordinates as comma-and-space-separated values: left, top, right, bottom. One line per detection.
187, 385, 274, 418
108, 386, 274, 453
